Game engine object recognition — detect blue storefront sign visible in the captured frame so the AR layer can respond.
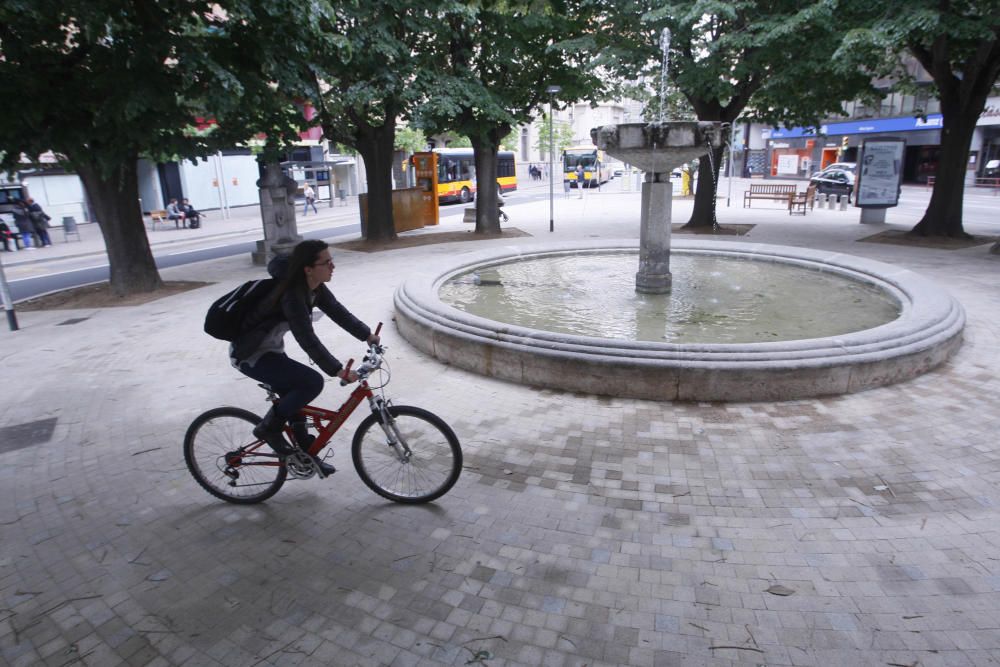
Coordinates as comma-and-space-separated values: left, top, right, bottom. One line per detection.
764, 114, 943, 139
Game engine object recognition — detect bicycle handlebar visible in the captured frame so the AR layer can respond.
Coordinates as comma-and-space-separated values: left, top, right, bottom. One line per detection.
340, 322, 385, 385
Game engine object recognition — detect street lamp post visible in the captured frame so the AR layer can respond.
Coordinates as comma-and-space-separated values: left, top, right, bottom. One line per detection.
546, 85, 561, 233
0, 252, 18, 331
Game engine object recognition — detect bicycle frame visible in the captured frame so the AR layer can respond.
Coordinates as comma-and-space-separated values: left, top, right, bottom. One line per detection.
230, 327, 389, 472
294, 381, 374, 458
225, 381, 375, 470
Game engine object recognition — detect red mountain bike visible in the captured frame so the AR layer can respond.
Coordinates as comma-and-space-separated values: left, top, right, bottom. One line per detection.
183, 333, 462, 505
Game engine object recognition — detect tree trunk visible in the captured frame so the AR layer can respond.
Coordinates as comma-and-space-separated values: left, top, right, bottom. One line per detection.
355, 118, 398, 242
683, 143, 725, 229
910, 109, 977, 238
471, 134, 502, 235
76, 160, 163, 296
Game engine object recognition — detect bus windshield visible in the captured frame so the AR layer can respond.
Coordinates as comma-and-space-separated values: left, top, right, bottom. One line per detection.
564, 150, 597, 170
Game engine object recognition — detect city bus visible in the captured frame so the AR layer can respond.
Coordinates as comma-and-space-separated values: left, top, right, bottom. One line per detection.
433, 148, 517, 204
563, 146, 609, 188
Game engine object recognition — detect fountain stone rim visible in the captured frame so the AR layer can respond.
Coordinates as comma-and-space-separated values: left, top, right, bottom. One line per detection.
393, 238, 965, 402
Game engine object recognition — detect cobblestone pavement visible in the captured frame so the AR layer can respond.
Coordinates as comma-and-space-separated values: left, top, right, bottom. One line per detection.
2, 189, 1000, 667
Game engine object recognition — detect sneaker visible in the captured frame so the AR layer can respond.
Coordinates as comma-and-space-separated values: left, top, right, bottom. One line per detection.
309, 456, 336, 477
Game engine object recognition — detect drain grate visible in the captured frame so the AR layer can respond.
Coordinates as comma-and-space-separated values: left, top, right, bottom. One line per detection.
0, 417, 58, 454
57, 317, 90, 326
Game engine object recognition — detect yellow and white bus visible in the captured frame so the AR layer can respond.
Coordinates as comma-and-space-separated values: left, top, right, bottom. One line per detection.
434, 148, 518, 204
562, 146, 609, 188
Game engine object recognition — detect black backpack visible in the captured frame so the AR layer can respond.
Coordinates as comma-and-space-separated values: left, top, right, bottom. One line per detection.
204, 278, 276, 341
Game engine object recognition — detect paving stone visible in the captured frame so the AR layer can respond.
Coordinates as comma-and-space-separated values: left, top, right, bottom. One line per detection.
3, 197, 1000, 666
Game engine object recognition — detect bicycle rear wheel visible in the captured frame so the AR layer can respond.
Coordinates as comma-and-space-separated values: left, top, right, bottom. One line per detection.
184, 407, 287, 504
352, 405, 462, 504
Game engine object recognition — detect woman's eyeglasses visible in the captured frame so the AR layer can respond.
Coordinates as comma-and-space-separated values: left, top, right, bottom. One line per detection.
313, 259, 335, 268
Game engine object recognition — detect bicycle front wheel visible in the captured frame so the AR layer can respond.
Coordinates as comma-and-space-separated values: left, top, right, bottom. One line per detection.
352, 405, 462, 504
184, 407, 287, 504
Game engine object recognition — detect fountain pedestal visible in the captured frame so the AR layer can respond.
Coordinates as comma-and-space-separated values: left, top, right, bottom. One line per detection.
591, 122, 723, 293
637, 173, 673, 293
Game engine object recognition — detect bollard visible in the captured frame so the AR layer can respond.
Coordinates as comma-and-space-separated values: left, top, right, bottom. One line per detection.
839, 196, 849, 211
827, 194, 836, 210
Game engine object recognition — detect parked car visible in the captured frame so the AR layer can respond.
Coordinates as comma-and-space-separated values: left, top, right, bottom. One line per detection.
822, 162, 856, 174
810, 168, 855, 200
983, 159, 1000, 179
0, 183, 27, 216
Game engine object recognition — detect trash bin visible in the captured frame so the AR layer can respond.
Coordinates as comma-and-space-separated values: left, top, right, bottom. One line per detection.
62, 216, 81, 242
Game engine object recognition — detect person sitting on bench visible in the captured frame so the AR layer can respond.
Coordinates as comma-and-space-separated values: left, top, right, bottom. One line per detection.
166, 198, 186, 228
181, 199, 201, 228
0, 220, 20, 251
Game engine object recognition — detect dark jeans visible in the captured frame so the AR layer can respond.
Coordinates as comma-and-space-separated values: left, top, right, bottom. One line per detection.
238, 352, 324, 420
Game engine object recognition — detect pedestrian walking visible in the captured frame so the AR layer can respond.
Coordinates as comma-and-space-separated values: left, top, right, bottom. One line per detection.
302, 183, 318, 215
26, 198, 53, 247
11, 201, 38, 249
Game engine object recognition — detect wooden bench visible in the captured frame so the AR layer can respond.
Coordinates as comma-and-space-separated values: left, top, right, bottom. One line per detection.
149, 209, 170, 230
743, 183, 796, 208
788, 184, 817, 215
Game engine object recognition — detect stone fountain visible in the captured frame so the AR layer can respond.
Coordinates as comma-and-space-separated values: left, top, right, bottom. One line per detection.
391, 120, 964, 402
591, 121, 723, 293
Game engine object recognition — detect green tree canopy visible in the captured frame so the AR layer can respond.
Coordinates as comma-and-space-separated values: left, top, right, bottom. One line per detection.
847, 0, 1000, 237
602, 0, 876, 228
395, 126, 429, 154
0, 0, 305, 294
417, 0, 605, 233
534, 113, 576, 161
270, 0, 441, 241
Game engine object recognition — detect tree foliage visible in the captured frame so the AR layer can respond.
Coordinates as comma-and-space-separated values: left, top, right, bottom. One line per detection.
534, 114, 576, 160
601, 0, 876, 228
0, 0, 305, 294
417, 0, 605, 233
395, 126, 429, 154
851, 0, 1000, 237
269, 0, 442, 241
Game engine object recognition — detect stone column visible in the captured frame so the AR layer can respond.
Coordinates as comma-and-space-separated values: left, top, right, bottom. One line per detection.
636, 171, 673, 293
252, 162, 303, 265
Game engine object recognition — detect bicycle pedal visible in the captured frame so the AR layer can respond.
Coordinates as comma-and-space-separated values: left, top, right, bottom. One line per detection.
313, 460, 336, 478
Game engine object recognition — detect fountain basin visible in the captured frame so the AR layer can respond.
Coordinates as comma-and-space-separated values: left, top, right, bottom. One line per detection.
394, 240, 965, 402
591, 121, 723, 174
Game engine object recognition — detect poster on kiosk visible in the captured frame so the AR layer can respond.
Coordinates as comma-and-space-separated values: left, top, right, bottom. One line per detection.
855, 138, 905, 208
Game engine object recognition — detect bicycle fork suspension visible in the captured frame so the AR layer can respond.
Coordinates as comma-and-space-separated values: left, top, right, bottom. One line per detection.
369, 397, 411, 462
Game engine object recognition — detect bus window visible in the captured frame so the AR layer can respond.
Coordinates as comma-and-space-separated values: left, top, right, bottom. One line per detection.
433, 149, 517, 202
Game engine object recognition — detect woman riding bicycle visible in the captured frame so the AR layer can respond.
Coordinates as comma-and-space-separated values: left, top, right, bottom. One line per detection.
230, 239, 380, 474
